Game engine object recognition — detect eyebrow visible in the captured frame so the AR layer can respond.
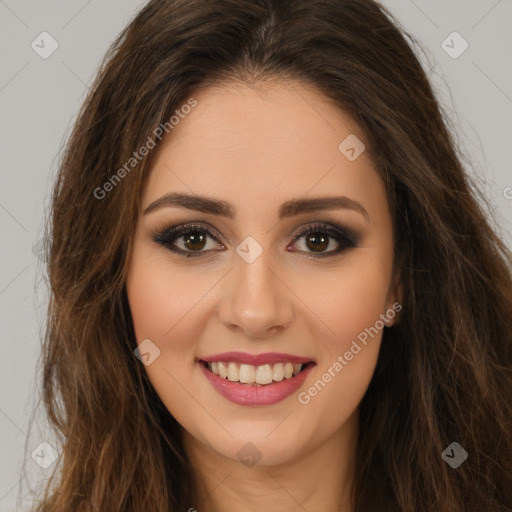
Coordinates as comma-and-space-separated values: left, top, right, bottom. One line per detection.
143, 192, 369, 221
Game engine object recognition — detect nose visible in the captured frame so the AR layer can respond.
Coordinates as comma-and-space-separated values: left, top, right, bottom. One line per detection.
218, 249, 294, 339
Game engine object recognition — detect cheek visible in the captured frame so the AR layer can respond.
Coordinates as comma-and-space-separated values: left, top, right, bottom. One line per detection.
296, 256, 392, 411
331, 271, 389, 343
126, 253, 210, 424
300, 255, 391, 349
126, 248, 214, 356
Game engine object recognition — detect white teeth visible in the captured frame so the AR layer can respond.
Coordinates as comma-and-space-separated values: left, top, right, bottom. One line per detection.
206, 361, 306, 385
239, 363, 256, 384
272, 363, 284, 381
255, 364, 273, 385
227, 362, 238, 382
283, 362, 294, 379
218, 361, 227, 379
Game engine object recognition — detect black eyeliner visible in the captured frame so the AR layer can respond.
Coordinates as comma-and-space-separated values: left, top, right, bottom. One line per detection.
153, 221, 360, 258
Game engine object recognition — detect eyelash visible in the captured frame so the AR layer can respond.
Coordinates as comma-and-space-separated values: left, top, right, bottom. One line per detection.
152, 222, 359, 259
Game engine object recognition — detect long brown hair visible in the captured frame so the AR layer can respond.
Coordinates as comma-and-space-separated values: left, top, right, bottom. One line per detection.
30, 0, 512, 510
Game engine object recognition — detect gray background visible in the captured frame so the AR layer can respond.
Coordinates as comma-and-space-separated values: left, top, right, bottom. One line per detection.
0, 0, 511, 509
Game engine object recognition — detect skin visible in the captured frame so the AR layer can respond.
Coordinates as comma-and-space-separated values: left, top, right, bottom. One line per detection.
126, 79, 399, 512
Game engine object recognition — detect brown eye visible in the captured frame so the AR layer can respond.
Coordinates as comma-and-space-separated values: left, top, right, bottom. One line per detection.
304, 232, 329, 252
182, 231, 207, 251
153, 224, 225, 258
154, 222, 359, 259
289, 223, 359, 258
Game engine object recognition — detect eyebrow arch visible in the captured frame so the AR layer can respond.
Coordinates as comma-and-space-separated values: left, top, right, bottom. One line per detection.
143, 192, 369, 221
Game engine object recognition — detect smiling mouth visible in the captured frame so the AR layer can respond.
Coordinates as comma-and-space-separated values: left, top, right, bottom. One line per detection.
200, 360, 315, 386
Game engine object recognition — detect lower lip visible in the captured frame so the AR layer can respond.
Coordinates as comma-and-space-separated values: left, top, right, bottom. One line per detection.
200, 362, 315, 406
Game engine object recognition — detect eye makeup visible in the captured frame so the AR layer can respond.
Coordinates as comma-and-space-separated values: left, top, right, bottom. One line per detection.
152, 220, 360, 260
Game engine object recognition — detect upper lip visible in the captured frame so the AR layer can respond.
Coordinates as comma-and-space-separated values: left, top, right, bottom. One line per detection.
200, 351, 315, 366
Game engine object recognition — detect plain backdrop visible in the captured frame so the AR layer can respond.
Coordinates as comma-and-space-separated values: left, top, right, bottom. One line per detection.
0, 0, 511, 509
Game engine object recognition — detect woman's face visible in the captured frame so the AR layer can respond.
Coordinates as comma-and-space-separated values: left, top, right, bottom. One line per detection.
126, 80, 398, 467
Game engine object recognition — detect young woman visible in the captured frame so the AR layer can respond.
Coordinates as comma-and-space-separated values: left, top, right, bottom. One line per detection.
33, 0, 512, 510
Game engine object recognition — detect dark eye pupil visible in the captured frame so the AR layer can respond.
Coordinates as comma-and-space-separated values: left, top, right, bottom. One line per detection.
184, 232, 206, 251
181, 230, 332, 253
306, 233, 328, 252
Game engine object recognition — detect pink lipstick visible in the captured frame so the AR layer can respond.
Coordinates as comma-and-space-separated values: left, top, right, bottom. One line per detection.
198, 351, 316, 406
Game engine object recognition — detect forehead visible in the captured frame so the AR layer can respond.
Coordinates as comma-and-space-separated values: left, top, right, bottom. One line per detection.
143, 80, 386, 221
